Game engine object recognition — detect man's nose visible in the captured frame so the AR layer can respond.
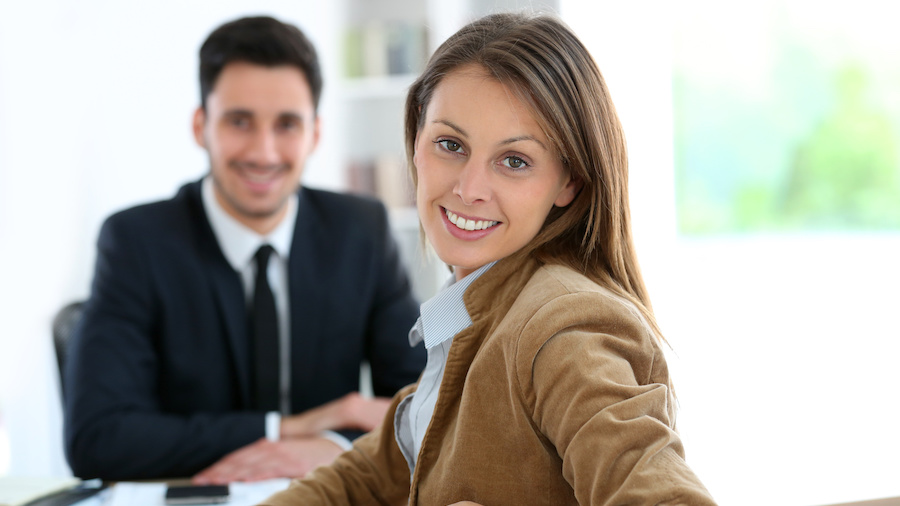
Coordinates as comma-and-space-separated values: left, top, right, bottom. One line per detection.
246, 129, 280, 165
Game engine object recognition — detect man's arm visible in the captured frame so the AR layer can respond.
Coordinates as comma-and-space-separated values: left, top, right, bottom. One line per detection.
191, 392, 392, 484
257, 386, 417, 506
192, 437, 344, 485
279, 392, 390, 438
64, 213, 264, 480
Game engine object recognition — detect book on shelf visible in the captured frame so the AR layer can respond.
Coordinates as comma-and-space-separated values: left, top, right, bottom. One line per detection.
345, 153, 414, 210
343, 21, 427, 79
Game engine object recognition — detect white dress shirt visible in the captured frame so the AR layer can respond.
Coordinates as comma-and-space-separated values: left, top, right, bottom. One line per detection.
394, 261, 496, 475
202, 178, 353, 450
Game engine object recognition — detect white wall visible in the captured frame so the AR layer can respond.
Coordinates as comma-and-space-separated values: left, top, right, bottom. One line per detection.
0, 0, 344, 477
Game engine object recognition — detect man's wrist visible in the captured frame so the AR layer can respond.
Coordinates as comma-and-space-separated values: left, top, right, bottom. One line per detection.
265, 411, 281, 441
319, 430, 353, 451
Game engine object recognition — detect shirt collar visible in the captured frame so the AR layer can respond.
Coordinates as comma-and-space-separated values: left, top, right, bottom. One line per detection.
201, 176, 297, 270
409, 261, 497, 349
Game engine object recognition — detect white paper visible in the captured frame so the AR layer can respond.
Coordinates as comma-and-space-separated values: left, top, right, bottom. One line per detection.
70, 479, 291, 506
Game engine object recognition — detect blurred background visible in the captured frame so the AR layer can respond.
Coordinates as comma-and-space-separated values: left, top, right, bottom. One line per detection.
1, 1, 898, 505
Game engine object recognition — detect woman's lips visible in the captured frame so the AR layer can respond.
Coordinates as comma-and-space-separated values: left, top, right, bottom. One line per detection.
444, 207, 499, 231
440, 207, 501, 240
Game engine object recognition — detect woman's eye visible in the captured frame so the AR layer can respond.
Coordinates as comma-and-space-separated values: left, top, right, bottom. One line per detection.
438, 139, 463, 153
502, 156, 528, 169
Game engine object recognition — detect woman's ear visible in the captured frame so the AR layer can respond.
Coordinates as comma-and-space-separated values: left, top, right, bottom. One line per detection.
554, 176, 583, 207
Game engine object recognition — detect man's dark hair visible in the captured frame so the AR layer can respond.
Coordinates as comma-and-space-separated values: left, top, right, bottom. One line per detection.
198, 16, 323, 111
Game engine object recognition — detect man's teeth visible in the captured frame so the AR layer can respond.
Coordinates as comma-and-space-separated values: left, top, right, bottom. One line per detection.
445, 209, 498, 231
238, 163, 281, 183
245, 171, 274, 183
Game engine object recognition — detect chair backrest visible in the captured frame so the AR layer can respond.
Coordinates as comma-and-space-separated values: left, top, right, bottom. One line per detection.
52, 301, 84, 402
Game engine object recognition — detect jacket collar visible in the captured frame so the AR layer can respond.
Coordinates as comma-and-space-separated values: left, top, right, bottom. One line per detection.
463, 251, 543, 325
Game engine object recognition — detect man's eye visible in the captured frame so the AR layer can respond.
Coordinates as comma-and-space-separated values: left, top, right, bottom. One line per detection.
278, 119, 299, 131
229, 117, 250, 128
502, 156, 528, 169
438, 140, 462, 152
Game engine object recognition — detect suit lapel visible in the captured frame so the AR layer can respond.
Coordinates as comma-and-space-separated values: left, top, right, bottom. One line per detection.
207, 255, 251, 408
287, 189, 324, 408
184, 181, 252, 408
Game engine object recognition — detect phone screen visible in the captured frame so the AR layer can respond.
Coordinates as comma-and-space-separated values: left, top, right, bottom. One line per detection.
164, 484, 230, 504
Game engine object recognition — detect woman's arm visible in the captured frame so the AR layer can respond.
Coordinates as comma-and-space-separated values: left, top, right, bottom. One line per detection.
523, 292, 717, 505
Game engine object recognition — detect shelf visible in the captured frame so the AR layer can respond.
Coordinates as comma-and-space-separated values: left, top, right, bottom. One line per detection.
339, 73, 417, 100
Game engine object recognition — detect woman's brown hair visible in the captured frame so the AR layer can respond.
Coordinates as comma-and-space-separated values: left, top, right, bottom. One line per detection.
405, 12, 662, 340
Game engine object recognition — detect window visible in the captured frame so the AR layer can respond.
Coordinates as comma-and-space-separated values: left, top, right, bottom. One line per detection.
565, 1, 900, 504
674, 1, 900, 234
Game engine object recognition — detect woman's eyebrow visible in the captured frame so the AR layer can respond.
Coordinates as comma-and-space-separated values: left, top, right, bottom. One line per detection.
433, 119, 468, 137
500, 135, 547, 150
433, 119, 547, 150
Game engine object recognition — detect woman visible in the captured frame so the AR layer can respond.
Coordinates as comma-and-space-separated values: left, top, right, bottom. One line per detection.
262, 11, 716, 506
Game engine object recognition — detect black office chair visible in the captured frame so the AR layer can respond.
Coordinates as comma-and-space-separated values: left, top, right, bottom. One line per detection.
52, 301, 84, 403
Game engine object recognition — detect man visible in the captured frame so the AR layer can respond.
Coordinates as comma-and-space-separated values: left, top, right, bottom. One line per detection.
64, 16, 425, 483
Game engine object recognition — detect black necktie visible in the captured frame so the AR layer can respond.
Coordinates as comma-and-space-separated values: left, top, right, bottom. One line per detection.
252, 245, 280, 412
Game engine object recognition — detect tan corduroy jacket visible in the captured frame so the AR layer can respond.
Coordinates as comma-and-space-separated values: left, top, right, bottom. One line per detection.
261, 253, 717, 505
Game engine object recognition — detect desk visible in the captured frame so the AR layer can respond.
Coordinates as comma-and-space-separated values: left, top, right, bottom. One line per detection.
24, 487, 102, 506
820, 498, 900, 506
49, 479, 289, 506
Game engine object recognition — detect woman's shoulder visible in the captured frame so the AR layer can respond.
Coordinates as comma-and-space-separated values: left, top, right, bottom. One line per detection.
511, 263, 657, 350
507, 264, 667, 388
523, 264, 643, 319
468, 257, 654, 348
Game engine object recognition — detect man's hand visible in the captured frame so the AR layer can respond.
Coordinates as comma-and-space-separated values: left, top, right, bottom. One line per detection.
192, 437, 343, 485
280, 392, 391, 438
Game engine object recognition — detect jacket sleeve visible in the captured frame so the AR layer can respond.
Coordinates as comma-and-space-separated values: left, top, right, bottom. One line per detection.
260, 384, 416, 506
63, 213, 263, 480
521, 292, 717, 505
363, 202, 425, 396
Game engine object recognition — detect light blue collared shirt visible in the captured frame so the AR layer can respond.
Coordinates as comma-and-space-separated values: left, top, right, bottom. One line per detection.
394, 261, 496, 475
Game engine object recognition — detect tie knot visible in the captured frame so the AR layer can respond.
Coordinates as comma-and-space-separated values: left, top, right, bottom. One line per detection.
255, 244, 275, 270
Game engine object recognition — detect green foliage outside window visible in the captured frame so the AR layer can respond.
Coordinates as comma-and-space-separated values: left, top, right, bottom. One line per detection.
673, 2, 900, 234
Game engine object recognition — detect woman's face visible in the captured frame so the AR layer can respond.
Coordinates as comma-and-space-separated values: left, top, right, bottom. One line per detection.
414, 65, 579, 280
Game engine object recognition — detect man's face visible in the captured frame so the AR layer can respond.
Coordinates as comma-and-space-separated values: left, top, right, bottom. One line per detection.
193, 61, 320, 234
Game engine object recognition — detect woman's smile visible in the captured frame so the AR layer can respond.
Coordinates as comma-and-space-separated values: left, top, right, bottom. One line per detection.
443, 207, 500, 233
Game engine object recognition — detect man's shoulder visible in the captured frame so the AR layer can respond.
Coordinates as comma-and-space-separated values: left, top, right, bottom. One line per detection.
106, 181, 199, 222
301, 187, 385, 213
299, 187, 389, 228
102, 181, 201, 239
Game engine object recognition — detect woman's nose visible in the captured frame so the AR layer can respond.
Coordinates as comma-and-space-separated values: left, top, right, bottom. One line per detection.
454, 160, 492, 205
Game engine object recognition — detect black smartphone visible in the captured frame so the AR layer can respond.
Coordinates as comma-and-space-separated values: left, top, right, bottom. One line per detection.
164, 484, 230, 504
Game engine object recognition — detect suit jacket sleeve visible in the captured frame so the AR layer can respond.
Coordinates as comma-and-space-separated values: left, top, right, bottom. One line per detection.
64, 213, 264, 480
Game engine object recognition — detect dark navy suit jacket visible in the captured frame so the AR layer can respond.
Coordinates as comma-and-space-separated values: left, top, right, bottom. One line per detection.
64, 180, 425, 480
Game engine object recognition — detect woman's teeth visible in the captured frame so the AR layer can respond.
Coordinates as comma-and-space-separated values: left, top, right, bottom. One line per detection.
445, 209, 498, 231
